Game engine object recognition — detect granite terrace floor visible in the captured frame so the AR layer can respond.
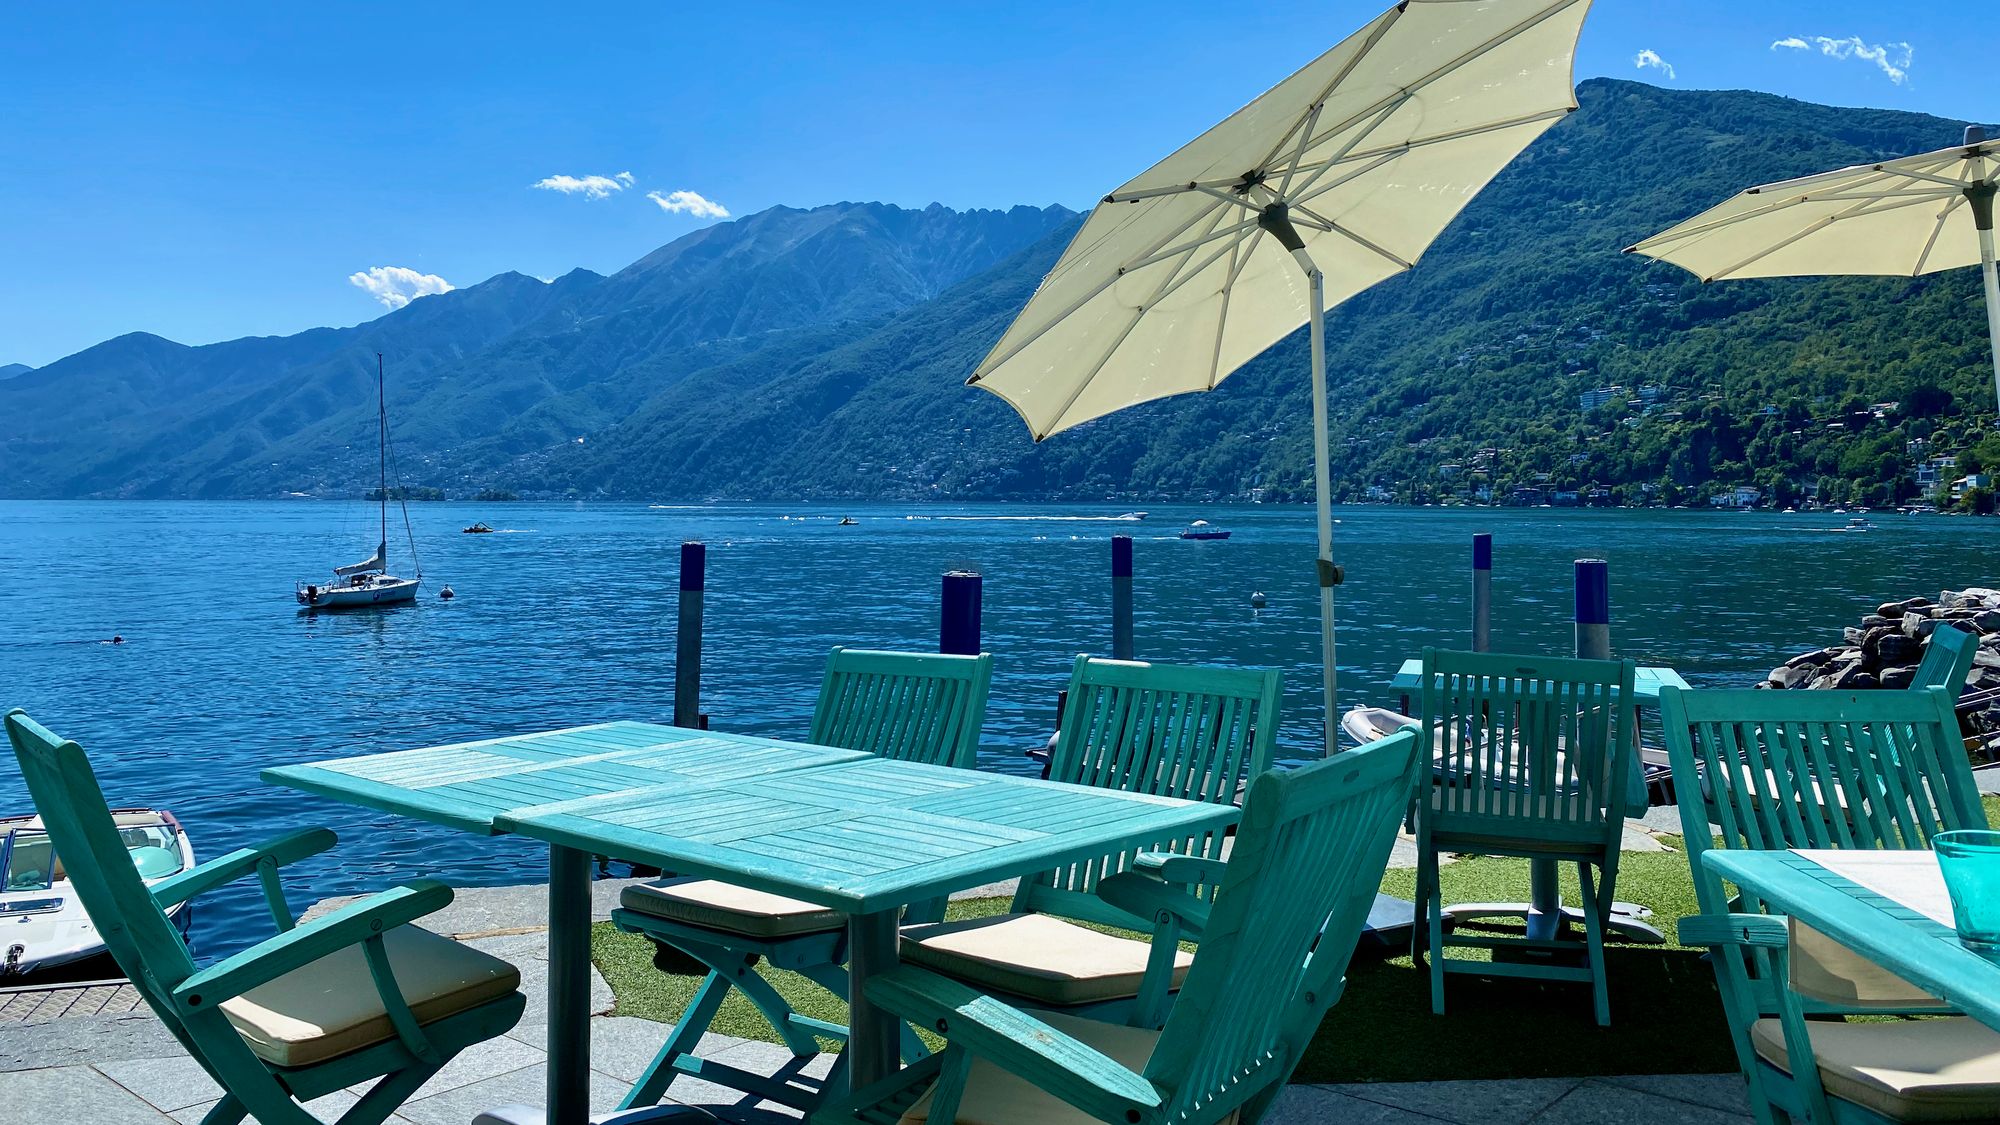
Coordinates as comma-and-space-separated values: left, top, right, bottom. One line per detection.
0, 865, 1755, 1124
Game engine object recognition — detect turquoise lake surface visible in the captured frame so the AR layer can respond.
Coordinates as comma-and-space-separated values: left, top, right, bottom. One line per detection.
1, 499, 1990, 959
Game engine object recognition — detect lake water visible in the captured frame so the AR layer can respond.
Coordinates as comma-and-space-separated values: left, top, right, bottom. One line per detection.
1, 499, 1990, 960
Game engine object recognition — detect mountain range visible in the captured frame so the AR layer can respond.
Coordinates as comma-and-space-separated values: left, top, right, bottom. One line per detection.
4, 78, 1996, 507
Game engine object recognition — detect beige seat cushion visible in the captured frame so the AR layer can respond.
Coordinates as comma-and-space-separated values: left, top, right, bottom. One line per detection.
1750, 1016, 2000, 1122
620, 878, 844, 939
219, 926, 520, 1068
902, 1008, 1239, 1124
899, 913, 1192, 1008
1790, 920, 1949, 1011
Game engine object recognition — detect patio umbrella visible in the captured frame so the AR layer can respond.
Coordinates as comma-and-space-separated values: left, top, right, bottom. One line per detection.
1628, 127, 2000, 412
968, 0, 1593, 752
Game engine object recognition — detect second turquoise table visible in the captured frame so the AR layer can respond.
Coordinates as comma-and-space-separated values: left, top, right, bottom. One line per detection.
500, 753, 1240, 1103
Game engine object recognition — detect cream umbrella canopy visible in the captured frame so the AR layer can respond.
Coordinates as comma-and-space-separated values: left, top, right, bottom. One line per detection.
1628, 127, 2000, 412
969, 0, 1593, 752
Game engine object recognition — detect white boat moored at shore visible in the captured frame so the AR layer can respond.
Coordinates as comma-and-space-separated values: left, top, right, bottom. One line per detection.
1, 808, 194, 978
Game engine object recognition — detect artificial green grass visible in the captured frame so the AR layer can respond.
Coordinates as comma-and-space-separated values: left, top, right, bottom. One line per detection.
593, 794, 2000, 1085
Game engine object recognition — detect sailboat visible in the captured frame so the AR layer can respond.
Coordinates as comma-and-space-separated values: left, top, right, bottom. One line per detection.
295, 354, 424, 610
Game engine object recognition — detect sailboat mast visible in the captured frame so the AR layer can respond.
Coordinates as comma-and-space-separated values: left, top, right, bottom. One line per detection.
376, 352, 388, 561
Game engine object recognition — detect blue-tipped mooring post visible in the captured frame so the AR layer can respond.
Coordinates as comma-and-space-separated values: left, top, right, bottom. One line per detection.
1471, 533, 1492, 653
673, 541, 705, 729
1111, 535, 1134, 660
940, 570, 982, 656
1522, 557, 1612, 941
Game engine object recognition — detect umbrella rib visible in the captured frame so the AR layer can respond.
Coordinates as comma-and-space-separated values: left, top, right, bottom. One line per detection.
1192, 185, 1264, 213
1125, 218, 1265, 273
1892, 165, 1981, 191
1255, 4, 1405, 174
1205, 227, 1255, 390
1275, 0, 1585, 176
1707, 191, 1969, 281
1280, 108, 1576, 205
1282, 98, 1410, 202
1041, 212, 1247, 434
1106, 177, 1251, 204
1911, 194, 1968, 276
971, 200, 1232, 379
1283, 151, 1405, 212
1314, 213, 1416, 271
1276, 100, 1328, 199
1628, 168, 1907, 251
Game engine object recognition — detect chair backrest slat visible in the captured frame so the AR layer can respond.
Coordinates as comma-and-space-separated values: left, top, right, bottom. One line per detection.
1145, 730, 1421, 1123
1418, 649, 1636, 838
1662, 686, 1988, 917
1018, 656, 1280, 923
808, 648, 992, 769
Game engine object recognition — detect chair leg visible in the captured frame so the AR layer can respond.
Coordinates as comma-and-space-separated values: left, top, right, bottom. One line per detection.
1579, 862, 1610, 1027
619, 969, 733, 1110
733, 966, 825, 1056
1420, 845, 1447, 1016
198, 1095, 249, 1125
337, 1061, 440, 1125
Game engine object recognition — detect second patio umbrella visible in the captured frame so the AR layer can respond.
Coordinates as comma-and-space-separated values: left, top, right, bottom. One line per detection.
1629, 127, 2000, 412
969, 0, 1593, 752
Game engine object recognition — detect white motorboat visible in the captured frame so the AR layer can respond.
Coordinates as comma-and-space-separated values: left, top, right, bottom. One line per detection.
1, 808, 194, 978
296, 353, 425, 610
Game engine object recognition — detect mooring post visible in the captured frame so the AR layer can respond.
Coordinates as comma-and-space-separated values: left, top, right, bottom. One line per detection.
1111, 535, 1134, 661
1523, 557, 1611, 942
673, 541, 705, 729
1472, 533, 1492, 653
940, 570, 982, 656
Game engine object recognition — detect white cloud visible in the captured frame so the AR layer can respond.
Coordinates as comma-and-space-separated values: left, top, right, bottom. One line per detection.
1770, 35, 1913, 85
530, 173, 629, 200
348, 266, 453, 310
1633, 49, 1675, 80
615, 171, 635, 186
647, 189, 730, 219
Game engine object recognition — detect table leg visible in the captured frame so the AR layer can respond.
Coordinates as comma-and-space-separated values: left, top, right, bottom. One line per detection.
1526, 858, 1562, 941
845, 908, 901, 1093
548, 844, 593, 1125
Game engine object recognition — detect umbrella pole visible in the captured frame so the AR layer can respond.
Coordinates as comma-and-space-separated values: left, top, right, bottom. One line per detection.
1307, 262, 1339, 753
1977, 209, 2000, 418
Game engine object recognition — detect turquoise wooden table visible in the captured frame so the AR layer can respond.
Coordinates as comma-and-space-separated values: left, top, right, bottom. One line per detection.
263, 721, 870, 1125
1703, 849, 2000, 1028
1388, 659, 1691, 703
498, 753, 1242, 1109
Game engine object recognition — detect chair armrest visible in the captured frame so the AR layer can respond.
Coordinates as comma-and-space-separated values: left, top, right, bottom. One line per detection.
1677, 912, 1789, 950
172, 880, 452, 1011
150, 827, 338, 911
1097, 871, 1212, 938
1130, 851, 1229, 886
866, 966, 1164, 1121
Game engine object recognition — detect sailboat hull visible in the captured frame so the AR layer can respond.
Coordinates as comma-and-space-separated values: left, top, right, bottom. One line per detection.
297, 575, 421, 609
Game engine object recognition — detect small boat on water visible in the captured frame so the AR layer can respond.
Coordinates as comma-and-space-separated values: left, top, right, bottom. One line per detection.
2, 809, 194, 978
838, 517, 857, 526
462, 522, 495, 534
1114, 511, 1149, 521
1180, 519, 1232, 541
1846, 516, 1873, 532
296, 354, 425, 611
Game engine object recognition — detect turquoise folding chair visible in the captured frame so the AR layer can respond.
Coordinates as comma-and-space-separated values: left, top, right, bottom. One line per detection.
1413, 648, 1637, 1026
817, 727, 1423, 1125
899, 655, 1279, 1029
610, 648, 992, 1115
4, 709, 526, 1125
1913, 621, 1978, 696
1664, 686, 1999, 1124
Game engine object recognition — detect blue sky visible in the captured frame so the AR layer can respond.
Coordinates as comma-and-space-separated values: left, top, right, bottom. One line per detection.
2, 1, 1991, 367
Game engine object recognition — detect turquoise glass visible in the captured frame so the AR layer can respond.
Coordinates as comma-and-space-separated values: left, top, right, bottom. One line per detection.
1936, 830, 2000, 953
